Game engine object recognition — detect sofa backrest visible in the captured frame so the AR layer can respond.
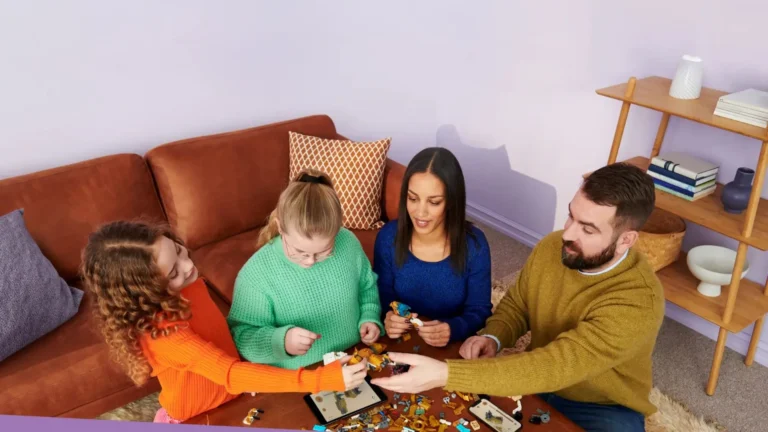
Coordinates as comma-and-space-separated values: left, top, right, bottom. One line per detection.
145, 114, 339, 250
0, 154, 167, 282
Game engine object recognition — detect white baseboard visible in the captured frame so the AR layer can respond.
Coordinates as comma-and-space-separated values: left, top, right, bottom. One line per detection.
466, 202, 768, 367
466, 201, 543, 247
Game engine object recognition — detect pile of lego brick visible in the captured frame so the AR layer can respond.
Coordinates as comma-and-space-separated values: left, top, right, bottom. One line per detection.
312, 391, 481, 432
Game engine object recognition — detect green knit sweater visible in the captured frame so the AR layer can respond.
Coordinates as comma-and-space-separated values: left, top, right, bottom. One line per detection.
445, 230, 665, 416
227, 228, 383, 370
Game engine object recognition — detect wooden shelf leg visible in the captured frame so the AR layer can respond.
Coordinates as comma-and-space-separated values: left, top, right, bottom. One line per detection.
607, 77, 637, 164
723, 242, 749, 324
706, 328, 729, 395
650, 113, 670, 159
746, 316, 765, 366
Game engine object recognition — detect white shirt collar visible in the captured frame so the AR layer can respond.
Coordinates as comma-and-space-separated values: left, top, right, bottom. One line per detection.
578, 249, 629, 276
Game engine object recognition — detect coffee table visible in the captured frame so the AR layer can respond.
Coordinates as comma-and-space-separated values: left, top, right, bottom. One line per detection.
184, 330, 583, 431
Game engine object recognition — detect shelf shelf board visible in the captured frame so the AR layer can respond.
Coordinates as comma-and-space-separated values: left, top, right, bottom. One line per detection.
658, 252, 768, 333
585, 156, 768, 250
596, 76, 768, 141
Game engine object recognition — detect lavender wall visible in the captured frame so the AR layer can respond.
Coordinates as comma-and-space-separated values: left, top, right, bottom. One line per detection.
1, 1, 766, 363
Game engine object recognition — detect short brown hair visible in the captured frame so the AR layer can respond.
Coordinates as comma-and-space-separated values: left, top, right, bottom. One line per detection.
582, 162, 655, 231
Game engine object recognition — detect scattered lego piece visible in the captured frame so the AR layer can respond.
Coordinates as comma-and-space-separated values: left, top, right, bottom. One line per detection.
402, 427, 416, 432
536, 409, 551, 424
469, 421, 480, 431
394, 393, 400, 400
439, 412, 445, 419
529, 416, 542, 425
403, 333, 412, 341
453, 405, 465, 415
243, 408, 264, 425
456, 425, 470, 432
323, 351, 347, 365
442, 397, 450, 404
450, 393, 457, 399
415, 408, 425, 416
439, 420, 452, 426
313, 425, 328, 432
413, 345, 420, 353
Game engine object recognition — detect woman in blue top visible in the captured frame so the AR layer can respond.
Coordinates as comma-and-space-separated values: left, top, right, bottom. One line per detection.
373, 147, 493, 347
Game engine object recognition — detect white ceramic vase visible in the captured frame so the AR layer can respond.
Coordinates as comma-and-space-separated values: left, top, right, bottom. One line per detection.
669, 55, 703, 100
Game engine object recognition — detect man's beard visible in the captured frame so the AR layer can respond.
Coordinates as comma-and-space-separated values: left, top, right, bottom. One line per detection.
561, 239, 617, 271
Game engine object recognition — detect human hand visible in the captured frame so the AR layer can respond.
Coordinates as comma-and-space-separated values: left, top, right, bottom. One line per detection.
417, 320, 451, 347
285, 327, 321, 356
339, 355, 368, 390
360, 322, 381, 344
370, 352, 448, 393
458, 336, 497, 359
384, 311, 416, 339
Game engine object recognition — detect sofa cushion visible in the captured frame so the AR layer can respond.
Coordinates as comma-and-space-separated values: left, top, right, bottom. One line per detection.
0, 285, 143, 417
352, 229, 378, 264
194, 227, 379, 303
289, 131, 391, 231
146, 115, 340, 250
0, 209, 85, 363
192, 228, 261, 302
0, 154, 166, 282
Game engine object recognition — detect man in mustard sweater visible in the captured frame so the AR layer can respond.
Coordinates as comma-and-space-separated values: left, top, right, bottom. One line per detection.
372, 163, 664, 432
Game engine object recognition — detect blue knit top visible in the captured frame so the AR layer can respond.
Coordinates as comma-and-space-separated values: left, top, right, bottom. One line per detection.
373, 221, 493, 342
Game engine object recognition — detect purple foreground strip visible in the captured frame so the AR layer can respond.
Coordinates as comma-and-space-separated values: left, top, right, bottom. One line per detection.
0, 415, 302, 431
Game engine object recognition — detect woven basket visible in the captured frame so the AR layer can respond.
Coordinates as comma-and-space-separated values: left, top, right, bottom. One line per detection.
635, 208, 686, 272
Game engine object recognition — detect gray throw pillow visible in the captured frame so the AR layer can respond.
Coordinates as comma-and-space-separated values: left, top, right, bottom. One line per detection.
0, 209, 84, 362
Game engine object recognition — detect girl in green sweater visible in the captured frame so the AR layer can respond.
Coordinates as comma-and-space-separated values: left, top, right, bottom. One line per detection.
227, 169, 384, 370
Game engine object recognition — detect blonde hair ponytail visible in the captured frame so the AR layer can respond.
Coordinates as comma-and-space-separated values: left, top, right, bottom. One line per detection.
256, 169, 343, 250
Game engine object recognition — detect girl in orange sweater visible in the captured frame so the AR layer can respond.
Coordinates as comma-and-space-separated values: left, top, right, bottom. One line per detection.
81, 221, 367, 424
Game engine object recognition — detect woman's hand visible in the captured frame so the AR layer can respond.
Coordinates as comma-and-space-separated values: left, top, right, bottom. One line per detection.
371, 352, 448, 393
340, 355, 368, 390
360, 322, 381, 344
285, 327, 321, 356
417, 320, 451, 347
384, 311, 416, 339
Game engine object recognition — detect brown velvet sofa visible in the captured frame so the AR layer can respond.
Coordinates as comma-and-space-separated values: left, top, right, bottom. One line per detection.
0, 115, 405, 419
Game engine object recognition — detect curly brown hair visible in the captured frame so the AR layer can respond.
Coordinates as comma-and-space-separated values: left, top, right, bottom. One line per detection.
80, 221, 192, 386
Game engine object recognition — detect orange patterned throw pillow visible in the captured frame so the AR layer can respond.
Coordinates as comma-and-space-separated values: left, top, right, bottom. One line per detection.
289, 131, 391, 230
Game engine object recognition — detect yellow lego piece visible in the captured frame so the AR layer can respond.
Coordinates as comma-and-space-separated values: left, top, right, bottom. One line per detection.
411, 420, 426, 432
428, 416, 440, 428
403, 333, 411, 341
443, 402, 457, 409
437, 425, 447, 432
453, 405, 465, 415
408, 405, 418, 417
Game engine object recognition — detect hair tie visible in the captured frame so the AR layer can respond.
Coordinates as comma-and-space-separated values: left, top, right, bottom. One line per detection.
298, 173, 324, 184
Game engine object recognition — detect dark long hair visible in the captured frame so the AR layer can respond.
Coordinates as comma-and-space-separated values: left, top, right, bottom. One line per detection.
395, 147, 474, 274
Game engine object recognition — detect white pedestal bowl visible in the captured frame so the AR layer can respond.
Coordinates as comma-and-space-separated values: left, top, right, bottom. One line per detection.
687, 245, 750, 297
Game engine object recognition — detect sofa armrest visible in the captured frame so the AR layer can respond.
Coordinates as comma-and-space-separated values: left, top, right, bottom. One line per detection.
382, 159, 406, 222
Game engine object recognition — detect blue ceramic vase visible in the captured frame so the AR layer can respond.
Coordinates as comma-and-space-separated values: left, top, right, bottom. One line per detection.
721, 167, 754, 214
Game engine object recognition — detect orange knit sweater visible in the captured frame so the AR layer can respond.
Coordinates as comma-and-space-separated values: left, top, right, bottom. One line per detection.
139, 278, 345, 421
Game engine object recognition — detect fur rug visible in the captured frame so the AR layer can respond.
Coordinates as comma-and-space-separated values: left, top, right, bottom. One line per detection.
96, 280, 724, 431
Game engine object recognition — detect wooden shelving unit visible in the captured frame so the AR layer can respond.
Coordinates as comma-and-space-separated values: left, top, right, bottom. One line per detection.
593, 75, 768, 396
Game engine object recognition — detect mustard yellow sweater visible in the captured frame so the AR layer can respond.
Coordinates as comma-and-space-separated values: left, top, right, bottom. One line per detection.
445, 231, 665, 416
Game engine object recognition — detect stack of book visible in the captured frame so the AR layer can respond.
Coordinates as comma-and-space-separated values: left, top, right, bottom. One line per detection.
713, 88, 768, 128
647, 152, 719, 202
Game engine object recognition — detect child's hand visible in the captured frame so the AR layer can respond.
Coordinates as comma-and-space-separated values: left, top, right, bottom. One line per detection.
417, 320, 450, 347
340, 355, 368, 390
384, 311, 416, 340
359, 322, 381, 344
285, 327, 321, 356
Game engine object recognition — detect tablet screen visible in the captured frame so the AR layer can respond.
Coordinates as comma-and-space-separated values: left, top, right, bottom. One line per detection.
304, 378, 388, 425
